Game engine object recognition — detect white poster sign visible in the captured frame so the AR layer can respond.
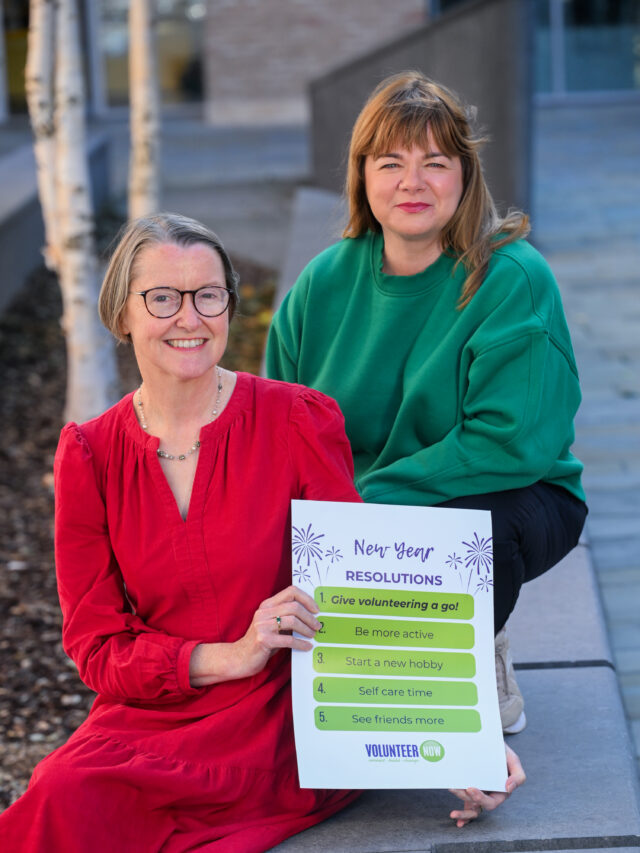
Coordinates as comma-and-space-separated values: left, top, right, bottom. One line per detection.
290, 500, 507, 791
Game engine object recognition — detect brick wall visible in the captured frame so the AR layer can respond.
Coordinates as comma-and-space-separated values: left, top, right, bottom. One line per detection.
203, 0, 426, 125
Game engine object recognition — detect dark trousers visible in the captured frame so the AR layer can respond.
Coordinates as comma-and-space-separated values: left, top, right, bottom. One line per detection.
435, 482, 588, 634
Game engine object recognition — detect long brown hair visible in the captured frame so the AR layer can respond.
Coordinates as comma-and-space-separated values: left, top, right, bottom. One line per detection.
344, 71, 529, 307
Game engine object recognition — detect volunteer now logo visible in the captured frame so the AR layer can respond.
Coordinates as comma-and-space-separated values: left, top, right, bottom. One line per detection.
363, 740, 445, 762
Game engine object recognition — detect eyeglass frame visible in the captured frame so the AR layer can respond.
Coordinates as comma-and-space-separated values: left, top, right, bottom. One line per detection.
131, 286, 233, 319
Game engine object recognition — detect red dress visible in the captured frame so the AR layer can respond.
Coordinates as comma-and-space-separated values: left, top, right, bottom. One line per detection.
0, 374, 361, 852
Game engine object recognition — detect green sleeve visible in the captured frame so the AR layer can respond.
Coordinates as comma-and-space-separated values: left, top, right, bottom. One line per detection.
357, 330, 581, 505
265, 284, 304, 383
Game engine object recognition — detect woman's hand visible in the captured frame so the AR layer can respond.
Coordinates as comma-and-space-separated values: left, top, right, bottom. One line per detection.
190, 585, 321, 686
232, 584, 321, 677
448, 743, 525, 828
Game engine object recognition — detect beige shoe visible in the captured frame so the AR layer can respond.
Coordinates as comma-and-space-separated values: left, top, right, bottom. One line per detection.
495, 626, 526, 734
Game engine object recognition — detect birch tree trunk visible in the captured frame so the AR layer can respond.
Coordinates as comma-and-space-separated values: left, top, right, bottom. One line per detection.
54, 0, 118, 423
128, 0, 161, 219
25, 0, 59, 270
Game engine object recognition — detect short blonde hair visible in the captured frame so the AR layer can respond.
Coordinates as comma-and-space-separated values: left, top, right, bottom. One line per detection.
344, 71, 529, 306
98, 213, 240, 343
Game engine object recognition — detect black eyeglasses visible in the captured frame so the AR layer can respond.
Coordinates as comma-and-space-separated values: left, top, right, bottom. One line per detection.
132, 286, 232, 319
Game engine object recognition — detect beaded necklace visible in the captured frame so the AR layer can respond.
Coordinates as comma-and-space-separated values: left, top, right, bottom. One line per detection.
136, 366, 223, 461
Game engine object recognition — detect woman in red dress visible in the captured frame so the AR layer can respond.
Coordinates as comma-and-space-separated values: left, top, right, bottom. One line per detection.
0, 214, 523, 851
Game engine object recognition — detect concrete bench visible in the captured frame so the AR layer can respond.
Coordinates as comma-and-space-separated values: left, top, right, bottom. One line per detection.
268, 188, 640, 851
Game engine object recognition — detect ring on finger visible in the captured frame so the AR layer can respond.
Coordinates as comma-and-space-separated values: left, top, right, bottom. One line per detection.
275, 616, 282, 630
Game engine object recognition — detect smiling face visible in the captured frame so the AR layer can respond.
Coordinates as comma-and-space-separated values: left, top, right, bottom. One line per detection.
121, 241, 229, 386
363, 128, 464, 269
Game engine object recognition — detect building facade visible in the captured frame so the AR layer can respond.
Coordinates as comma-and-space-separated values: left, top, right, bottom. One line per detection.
1, 1, 639, 124
202, 0, 426, 125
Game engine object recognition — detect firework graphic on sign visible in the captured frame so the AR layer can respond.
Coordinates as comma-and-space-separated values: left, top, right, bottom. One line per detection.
476, 574, 493, 594
292, 524, 325, 566
446, 551, 470, 592
292, 564, 312, 584
447, 532, 494, 594
325, 546, 343, 564
446, 553, 463, 572
292, 523, 330, 584
462, 532, 493, 575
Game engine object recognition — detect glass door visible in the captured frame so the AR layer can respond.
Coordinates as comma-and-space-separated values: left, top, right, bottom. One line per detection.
537, 0, 640, 96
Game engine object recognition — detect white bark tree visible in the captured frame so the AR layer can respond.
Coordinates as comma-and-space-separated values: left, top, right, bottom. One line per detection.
25, 0, 59, 269
128, 0, 161, 219
26, 0, 119, 423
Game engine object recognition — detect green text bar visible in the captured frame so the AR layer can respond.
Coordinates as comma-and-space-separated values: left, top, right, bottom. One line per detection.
316, 615, 473, 649
313, 646, 475, 678
315, 587, 473, 619
313, 676, 477, 706
314, 705, 481, 732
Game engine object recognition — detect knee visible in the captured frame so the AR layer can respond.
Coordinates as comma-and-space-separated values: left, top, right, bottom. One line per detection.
492, 541, 526, 632
28, 751, 93, 807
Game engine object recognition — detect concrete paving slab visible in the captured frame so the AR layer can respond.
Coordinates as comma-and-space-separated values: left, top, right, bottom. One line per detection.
584, 496, 640, 520
575, 399, 640, 428
587, 516, 640, 540
507, 546, 612, 666
622, 680, 640, 719
597, 567, 640, 587
617, 649, 640, 677
591, 539, 640, 572
576, 457, 640, 479
607, 626, 640, 663
577, 425, 640, 455
579, 472, 640, 492
271, 668, 640, 852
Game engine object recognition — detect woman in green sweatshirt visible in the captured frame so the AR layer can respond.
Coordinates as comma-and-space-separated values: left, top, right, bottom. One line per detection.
266, 72, 587, 743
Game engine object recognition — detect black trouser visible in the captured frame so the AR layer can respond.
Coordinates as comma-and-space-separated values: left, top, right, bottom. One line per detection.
435, 482, 588, 634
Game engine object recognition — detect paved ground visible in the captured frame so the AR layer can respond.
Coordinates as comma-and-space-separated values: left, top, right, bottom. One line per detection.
532, 101, 640, 776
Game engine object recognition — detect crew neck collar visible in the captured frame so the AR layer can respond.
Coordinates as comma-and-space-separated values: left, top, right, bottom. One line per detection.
369, 232, 457, 296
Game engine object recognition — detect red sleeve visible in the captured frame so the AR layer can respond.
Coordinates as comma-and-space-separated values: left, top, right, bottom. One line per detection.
54, 423, 201, 704
289, 388, 362, 503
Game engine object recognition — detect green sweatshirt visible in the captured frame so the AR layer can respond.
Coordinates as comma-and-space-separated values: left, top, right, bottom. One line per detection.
266, 231, 585, 506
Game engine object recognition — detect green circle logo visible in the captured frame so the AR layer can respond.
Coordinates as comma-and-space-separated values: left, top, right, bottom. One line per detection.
420, 740, 445, 762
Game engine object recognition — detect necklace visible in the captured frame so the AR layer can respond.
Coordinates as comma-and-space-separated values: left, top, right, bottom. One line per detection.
136, 367, 224, 461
